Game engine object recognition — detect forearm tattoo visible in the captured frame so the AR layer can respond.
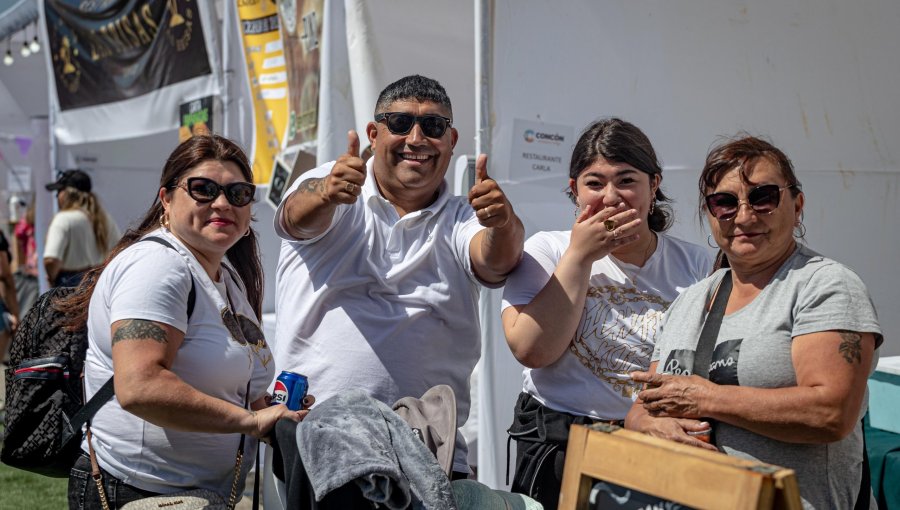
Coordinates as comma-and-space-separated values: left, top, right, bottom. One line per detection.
837, 331, 862, 364
112, 319, 168, 345
299, 178, 325, 194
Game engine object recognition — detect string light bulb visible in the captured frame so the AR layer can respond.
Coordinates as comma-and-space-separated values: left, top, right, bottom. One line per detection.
29, 22, 40, 53
3, 39, 12, 66
20, 40, 31, 58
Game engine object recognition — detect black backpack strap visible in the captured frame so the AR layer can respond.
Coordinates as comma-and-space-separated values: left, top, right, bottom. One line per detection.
65, 236, 199, 441
63, 377, 115, 445
140, 236, 196, 318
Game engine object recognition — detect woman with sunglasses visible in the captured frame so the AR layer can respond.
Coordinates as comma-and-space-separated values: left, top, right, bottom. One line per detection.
501, 118, 712, 509
628, 136, 882, 509
57, 135, 308, 509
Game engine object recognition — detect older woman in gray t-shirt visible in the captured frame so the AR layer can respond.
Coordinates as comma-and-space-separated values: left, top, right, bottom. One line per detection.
627, 136, 882, 510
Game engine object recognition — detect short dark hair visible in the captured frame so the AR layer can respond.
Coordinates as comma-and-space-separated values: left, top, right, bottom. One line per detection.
568, 118, 672, 232
699, 134, 802, 216
374, 75, 453, 119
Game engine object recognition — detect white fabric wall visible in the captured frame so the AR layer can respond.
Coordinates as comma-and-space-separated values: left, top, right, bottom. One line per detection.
478, 0, 900, 489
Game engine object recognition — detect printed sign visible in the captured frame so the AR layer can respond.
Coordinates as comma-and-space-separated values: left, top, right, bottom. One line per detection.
237, 0, 289, 184
266, 154, 294, 209
45, 0, 211, 111
280, 0, 323, 150
510, 118, 575, 181
179, 96, 217, 142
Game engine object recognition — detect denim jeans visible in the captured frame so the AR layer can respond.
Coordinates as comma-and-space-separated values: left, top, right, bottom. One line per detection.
68, 453, 160, 509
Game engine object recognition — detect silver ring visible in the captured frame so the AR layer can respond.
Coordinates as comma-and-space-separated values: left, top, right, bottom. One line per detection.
345, 182, 357, 194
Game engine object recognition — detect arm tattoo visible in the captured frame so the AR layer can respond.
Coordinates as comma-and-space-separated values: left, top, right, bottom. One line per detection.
112, 319, 168, 345
837, 330, 862, 365
299, 178, 325, 194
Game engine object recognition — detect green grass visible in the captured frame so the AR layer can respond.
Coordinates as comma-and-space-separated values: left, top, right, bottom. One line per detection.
0, 461, 68, 509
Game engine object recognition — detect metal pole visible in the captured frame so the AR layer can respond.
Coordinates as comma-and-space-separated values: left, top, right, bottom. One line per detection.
474, 0, 492, 157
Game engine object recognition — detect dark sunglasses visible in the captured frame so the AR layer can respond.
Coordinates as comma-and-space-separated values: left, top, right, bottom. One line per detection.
374, 112, 452, 138
178, 177, 256, 207
705, 183, 795, 221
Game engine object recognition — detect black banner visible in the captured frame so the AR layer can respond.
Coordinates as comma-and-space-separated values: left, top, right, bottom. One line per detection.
45, 0, 211, 111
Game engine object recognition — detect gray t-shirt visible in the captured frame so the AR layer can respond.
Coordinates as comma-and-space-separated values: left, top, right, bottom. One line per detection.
653, 245, 882, 509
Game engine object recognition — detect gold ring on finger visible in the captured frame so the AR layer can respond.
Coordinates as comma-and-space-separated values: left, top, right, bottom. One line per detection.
604, 219, 616, 232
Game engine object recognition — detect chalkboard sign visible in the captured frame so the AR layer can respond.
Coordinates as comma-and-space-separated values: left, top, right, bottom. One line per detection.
559, 424, 802, 510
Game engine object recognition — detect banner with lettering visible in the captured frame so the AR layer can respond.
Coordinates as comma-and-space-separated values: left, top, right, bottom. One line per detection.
44, 0, 221, 144
236, 0, 288, 184
279, 0, 323, 151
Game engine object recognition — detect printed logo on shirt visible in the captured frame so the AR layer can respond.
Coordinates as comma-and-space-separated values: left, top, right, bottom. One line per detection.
570, 284, 671, 398
709, 338, 742, 385
662, 350, 696, 375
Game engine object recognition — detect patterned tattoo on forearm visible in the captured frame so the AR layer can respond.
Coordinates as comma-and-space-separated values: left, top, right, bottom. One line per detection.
112, 320, 168, 345
299, 178, 325, 194
837, 330, 862, 364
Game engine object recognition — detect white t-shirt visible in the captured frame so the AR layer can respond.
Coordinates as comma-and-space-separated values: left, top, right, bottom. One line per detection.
273, 159, 486, 473
82, 229, 275, 497
502, 231, 711, 420
44, 209, 120, 269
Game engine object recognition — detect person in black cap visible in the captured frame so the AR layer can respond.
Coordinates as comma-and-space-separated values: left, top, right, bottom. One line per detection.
44, 169, 121, 287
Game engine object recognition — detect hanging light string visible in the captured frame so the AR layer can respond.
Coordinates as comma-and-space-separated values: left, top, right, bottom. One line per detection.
30, 20, 41, 53
3, 37, 13, 66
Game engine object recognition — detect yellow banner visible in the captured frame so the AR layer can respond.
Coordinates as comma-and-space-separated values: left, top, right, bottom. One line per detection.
237, 0, 288, 184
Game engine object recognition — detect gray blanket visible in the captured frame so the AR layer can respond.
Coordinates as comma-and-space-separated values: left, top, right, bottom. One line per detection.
297, 390, 458, 510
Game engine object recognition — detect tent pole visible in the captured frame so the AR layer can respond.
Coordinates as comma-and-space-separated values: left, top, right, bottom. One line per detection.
474, 0, 492, 156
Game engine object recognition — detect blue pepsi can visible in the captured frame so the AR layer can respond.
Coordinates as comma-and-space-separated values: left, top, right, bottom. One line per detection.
271, 371, 308, 411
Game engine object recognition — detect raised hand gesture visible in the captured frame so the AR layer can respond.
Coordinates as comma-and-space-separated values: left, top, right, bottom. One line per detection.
467, 154, 513, 228
323, 130, 367, 204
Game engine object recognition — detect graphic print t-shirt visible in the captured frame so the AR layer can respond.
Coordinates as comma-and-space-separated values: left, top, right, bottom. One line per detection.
502, 231, 711, 420
652, 245, 883, 509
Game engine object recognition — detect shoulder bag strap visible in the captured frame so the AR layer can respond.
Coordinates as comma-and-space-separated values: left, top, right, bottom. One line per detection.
691, 270, 733, 379
227, 379, 253, 510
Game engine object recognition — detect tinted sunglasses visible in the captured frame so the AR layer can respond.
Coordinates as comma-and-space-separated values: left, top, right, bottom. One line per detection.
374, 112, 452, 138
705, 184, 795, 221
179, 177, 256, 207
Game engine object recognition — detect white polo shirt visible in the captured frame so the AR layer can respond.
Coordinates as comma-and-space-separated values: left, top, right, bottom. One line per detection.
273, 159, 486, 473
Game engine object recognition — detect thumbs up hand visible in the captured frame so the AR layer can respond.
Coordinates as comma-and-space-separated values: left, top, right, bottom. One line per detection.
468, 154, 513, 228
324, 130, 367, 204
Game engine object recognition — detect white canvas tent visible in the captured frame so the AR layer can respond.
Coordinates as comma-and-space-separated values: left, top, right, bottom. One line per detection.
1, 0, 897, 495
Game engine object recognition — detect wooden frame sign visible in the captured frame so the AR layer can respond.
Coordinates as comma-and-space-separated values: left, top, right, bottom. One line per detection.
559, 424, 802, 510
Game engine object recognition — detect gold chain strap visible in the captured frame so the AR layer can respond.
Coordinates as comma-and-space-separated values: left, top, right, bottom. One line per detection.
226, 448, 244, 510
93, 473, 111, 510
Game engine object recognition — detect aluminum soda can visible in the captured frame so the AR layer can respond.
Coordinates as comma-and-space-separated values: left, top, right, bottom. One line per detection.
271, 371, 308, 411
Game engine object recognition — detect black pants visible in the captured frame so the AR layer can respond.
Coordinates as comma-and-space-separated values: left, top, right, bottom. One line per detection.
68, 453, 160, 510
507, 392, 622, 510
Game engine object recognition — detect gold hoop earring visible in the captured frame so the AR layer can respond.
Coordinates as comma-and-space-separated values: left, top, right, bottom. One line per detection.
649, 199, 655, 216
244, 228, 251, 237
160, 213, 170, 231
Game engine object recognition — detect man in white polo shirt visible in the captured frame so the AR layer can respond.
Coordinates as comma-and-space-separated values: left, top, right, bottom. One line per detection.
273, 75, 524, 478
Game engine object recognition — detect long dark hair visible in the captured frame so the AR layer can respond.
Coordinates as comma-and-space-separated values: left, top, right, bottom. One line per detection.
567, 118, 673, 232
59, 135, 264, 328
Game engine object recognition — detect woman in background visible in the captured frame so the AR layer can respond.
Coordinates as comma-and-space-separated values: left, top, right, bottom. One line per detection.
44, 169, 120, 287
